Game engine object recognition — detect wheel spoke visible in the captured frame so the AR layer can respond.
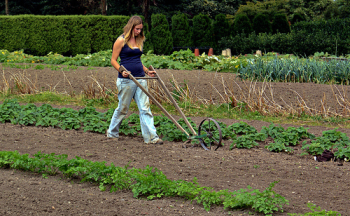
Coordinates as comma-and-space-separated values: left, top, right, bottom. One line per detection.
200, 128, 209, 134
198, 118, 222, 150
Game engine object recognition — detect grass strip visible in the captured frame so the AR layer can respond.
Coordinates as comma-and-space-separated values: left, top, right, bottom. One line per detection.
0, 150, 289, 215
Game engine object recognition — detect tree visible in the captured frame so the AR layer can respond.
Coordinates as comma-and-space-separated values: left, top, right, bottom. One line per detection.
233, 13, 252, 35
323, 3, 340, 19
148, 13, 173, 55
137, 0, 157, 22
291, 12, 306, 24
252, 13, 272, 34
101, 0, 106, 15
171, 13, 192, 47
272, 13, 290, 34
213, 13, 230, 43
192, 13, 214, 47
5, 0, 8, 15
185, 0, 237, 18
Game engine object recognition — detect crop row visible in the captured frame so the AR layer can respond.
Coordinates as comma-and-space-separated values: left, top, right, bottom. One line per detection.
1, 99, 350, 161
239, 58, 350, 84
2, 49, 350, 85
0, 49, 291, 72
0, 150, 288, 215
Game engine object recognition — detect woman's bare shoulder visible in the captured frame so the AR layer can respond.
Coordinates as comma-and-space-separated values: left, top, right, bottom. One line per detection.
115, 36, 124, 43
113, 36, 124, 48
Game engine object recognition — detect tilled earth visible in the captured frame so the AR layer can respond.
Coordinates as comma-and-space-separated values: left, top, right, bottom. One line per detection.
2, 64, 350, 114
1, 65, 350, 215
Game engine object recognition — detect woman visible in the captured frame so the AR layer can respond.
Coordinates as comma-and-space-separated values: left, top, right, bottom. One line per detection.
107, 16, 163, 145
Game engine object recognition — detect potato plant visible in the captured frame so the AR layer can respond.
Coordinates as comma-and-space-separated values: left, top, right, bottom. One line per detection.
0, 150, 289, 214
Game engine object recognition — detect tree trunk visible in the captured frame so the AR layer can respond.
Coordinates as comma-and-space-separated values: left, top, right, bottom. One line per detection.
142, 0, 149, 22
141, 0, 156, 23
101, 0, 106, 15
5, 0, 9, 15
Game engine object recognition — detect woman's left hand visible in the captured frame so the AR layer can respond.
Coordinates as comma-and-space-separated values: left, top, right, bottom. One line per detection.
148, 70, 156, 77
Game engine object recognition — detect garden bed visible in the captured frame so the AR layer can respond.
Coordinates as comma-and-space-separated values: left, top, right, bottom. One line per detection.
0, 119, 349, 215
2, 64, 350, 116
1, 65, 350, 215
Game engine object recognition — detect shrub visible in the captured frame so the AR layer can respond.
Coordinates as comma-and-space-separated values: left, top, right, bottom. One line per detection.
235, 2, 261, 23
323, 3, 340, 20
138, 15, 151, 53
272, 14, 290, 34
291, 13, 306, 24
339, 5, 350, 19
218, 25, 350, 56
213, 14, 230, 43
68, 16, 93, 55
233, 13, 252, 35
148, 14, 173, 55
252, 13, 272, 34
171, 13, 192, 48
0, 15, 129, 56
192, 14, 214, 47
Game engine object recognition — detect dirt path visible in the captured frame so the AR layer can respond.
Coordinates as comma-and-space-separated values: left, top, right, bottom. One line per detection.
1, 120, 350, 215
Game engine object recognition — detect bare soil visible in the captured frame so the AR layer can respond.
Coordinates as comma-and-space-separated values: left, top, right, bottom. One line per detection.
1, 65, 350, 215
2, 64, 350, 115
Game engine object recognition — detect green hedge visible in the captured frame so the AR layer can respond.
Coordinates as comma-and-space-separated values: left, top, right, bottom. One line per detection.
292, 18, 350, 36
218, 18, 350, 56
148, 14, 173, 55
192, 14, 213, 47
218, 30, 350, 56
171, 13, 192, 48
0, 15, 129, 56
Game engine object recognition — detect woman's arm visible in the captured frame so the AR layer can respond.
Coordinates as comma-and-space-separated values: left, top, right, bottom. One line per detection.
111, 37, 129, 78
142, 64, 156, 77
142, 63, 156, 77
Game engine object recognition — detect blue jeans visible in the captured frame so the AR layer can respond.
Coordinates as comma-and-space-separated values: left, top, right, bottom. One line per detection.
107, 78, 159, 143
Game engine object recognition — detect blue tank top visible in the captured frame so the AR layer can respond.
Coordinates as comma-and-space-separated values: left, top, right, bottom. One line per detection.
118, 37, 144, 79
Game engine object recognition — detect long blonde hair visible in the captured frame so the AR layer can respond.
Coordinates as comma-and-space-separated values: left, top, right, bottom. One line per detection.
123, 16, 145, 50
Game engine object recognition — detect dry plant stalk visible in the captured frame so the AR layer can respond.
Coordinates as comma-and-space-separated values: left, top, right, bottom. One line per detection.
217, 75, 344, 118
331, 85, 350, 116
1, 69, 39, 95
81, 74, 118, 103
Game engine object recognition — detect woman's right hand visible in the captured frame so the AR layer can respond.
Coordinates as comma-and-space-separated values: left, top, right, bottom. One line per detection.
122, 70, 130, 77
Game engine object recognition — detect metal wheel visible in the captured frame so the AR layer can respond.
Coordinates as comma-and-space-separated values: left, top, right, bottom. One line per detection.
198, 118, 223, 151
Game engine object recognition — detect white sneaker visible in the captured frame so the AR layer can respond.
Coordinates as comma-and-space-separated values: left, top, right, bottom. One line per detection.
106, 130, 118, 140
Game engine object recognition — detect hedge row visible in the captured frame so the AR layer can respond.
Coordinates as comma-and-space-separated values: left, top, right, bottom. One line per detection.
0, 15, 129, 56
1, 15, 349, 57
219, 19, 350, 56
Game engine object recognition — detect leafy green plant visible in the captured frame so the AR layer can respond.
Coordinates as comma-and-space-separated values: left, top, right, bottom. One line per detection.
231, 134, 259, 149
228, 121, 257, 135
301, 142, 328, 156
322, 128, 349, 142
288, 202, 341, 215
274, 132, 300, 146
334, 146, 350, 160
0, 150, 289, 215
265, 142, 294, 153
82, 115, 109, 133
157, 122, 188, 142
36, 116, 59, 127
261, 123, 285, 139
286, 126, 315, 140
223, 181, 289, 215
